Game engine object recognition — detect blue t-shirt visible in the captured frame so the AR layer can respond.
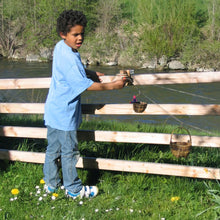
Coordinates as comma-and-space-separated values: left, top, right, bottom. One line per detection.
44, 40, 94, 131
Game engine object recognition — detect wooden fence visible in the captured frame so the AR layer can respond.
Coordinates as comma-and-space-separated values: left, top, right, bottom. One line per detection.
0, 71, 220, 180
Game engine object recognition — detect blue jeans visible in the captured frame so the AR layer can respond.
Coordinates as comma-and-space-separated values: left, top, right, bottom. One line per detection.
43, 126, 82, 193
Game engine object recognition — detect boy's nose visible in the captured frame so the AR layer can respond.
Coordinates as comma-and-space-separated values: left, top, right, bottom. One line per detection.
78, 34, 83, 40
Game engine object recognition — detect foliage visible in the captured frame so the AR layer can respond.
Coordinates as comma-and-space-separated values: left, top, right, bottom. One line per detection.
133, 0, 208, 59
0, 0, 220, 67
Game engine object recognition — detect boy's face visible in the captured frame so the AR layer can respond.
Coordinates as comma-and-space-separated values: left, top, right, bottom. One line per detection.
60, 25, 85, 50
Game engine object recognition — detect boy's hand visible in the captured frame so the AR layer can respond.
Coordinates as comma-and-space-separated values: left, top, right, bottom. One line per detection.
96, 72, 104, 82
114, 78, 127, 89
96, 72, 104, 76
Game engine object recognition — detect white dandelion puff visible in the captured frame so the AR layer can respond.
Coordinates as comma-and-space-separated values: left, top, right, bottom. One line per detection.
105, 209, 109, 212
37, 190, 41, 194
35, 186, 40, 189
130, 209, 134, 213
95, 209, 99, 213
10, 198, 14, 202
60, 186, 65, 190
116, 208, 119, 211
79, 201, 83, 205
38, 197, 43, 201
51, 206, 55, 209
51, 196, 56, 200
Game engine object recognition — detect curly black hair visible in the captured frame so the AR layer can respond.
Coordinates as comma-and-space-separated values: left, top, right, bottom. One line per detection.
56, 10, 87, 36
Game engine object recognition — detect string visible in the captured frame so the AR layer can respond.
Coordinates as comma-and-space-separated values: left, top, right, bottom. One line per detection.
152, 84, 218, 101
132, 85, 218, 136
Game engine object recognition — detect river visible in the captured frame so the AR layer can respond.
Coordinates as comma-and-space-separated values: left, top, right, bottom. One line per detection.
0, 59, 219, 133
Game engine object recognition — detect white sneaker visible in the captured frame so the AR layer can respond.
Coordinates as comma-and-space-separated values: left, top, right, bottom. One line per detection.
66, 186, 99, 199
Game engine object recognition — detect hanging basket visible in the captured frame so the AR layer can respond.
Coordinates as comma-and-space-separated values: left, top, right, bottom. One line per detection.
170, 127, 192, 158
133, 102, 147, 113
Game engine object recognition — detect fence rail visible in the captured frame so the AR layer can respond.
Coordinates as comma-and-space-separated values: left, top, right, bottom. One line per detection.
0, 103, 220, 115
0, 71, 220, 90
0, 72, 219, 180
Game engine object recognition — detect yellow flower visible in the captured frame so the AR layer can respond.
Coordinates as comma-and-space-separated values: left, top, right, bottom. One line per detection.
11, 188, 19, 195
40, 179, 45, 184
52, 193, 58, 197
204, 168, 208, 173
171, 196, 180, 202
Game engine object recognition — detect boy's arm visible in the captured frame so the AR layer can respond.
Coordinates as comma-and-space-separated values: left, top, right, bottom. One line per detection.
87, 78, 126, 91
85, 69, 104, 82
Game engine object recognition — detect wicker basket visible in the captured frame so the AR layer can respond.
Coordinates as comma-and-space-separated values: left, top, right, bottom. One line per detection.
133, 102, 147, 113
170, 127, 192, 158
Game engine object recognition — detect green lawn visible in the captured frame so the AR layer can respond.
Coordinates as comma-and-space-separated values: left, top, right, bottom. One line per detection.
0, 118, 219, 219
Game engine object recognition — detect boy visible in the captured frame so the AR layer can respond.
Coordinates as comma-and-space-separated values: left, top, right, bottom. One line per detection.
43, 10, 126, 199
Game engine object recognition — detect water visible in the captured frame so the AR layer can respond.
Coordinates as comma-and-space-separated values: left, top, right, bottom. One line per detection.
0, 58, 219, 133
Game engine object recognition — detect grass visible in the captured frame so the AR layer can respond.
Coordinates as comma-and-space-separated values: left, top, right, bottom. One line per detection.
0, 116, 220, 219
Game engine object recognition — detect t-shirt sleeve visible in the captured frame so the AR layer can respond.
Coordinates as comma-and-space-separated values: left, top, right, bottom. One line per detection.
55, 48, 94, 99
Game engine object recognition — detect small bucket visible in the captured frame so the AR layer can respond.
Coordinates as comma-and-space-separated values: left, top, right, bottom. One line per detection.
133, 102, 147, 113
170, 127, 192, 158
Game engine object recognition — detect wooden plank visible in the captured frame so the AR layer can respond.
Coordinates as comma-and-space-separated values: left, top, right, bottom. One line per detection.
82, 104, 220, 116
0, 126, 47, 139
0, 72, 220, 90
0, 149, 219, 180
0, 126, 219, 147
1, 103, 220, 115
0, 103, 45, 114
101, 71, 220, 85
0, 77, 51, 89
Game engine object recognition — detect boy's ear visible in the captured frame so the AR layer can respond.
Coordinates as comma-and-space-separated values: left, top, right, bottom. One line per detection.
60, 32, 66, 39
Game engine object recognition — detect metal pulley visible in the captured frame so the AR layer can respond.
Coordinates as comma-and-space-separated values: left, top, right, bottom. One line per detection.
117, 70, 134, 86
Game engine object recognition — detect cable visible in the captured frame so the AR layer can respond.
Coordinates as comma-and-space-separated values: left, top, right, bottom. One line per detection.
152, 84, 218, 101
133, 85, 218, 136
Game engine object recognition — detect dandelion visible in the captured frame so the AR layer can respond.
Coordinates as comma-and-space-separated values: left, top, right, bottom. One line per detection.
43, 194, 47, 197
11, 188, 19, 195
204, 168, 208, 173
171, 196, 180, 202
51, 207, 55, 209
35, 186, 40, 189
51, 193, 58, 201
95, 209, 99, 212
79, 201, 83, 205
52, 193, 58, 197
60, 185, 65, 190
105, 209, 109, 212
10, 198, 14, 202
116, 208, 120, 211
40, 179, 45, 184
36, 190, 41, 194
39, 197, 43, 201
130, 209, 134, 213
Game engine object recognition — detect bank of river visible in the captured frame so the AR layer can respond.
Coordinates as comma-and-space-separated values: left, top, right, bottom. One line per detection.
0, 59, 219, 133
